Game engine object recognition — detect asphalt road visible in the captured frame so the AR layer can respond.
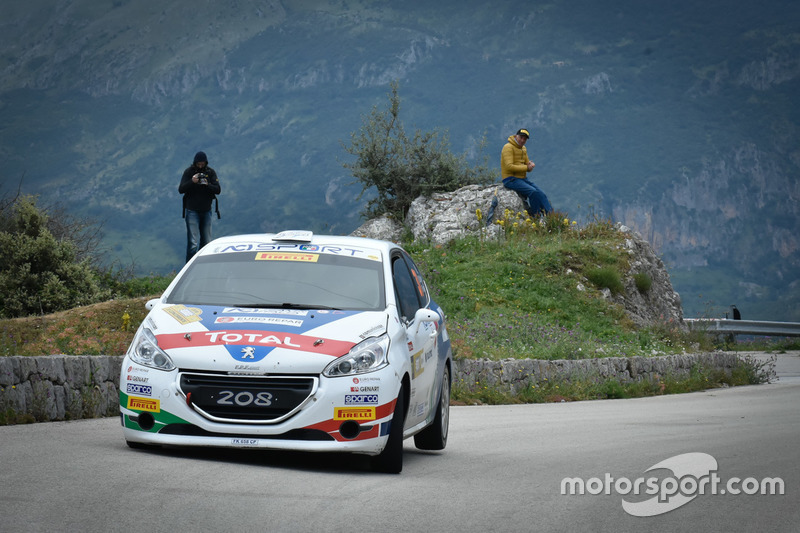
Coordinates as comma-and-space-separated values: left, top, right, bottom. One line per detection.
1, 353, 798, 533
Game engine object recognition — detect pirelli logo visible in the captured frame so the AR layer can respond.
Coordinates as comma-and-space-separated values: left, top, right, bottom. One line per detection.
255, 252, 319, 262
127, 396, 160, 412
334, 406, 376, 421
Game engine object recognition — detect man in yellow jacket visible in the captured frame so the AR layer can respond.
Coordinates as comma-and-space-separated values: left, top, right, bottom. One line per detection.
500, 129, 552, 216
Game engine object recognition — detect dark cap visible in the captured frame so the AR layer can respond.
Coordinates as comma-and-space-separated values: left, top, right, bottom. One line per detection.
193, 151, 208, 164
516, 129, 530, 138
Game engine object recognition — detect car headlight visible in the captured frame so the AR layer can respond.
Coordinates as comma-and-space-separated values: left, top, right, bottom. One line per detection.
129, 327, 176, 371
323, 334, 389, 377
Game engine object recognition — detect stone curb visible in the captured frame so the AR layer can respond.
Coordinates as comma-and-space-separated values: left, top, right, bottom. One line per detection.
0, 352, 742, 424
452, 351, 742, 394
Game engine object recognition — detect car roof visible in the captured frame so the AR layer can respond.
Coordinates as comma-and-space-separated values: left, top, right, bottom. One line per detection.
197, 230, 400, 258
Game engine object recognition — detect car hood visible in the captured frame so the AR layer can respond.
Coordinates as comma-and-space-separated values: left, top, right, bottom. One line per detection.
146, 304, 388, 374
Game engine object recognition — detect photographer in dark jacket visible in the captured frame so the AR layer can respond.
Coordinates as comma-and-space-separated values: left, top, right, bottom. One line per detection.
179, 151, 221, 263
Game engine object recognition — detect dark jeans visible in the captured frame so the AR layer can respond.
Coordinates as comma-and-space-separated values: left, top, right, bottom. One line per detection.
502, 177, 553, 216
185, 208, 213, 263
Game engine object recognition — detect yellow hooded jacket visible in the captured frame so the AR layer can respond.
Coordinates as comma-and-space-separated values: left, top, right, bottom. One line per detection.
500, 135, 530, 179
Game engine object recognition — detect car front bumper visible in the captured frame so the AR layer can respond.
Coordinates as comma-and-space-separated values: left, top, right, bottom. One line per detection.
119, 359, 400, 456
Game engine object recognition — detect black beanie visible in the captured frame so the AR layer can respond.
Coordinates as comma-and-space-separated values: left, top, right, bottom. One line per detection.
193, 151, 208, 164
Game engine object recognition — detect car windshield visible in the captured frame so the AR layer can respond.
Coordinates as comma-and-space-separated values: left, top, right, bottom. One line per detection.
165, 251, 386, 310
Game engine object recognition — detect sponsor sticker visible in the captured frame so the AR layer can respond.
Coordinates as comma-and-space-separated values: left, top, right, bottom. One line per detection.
411, 350, 425, 379
334, 407, 376, 421
127, 397, 160, 412
350, 385, 379, 393
223, 308, 309, 316
155, 329, 356, 358
126, 383, 152, 397
216, 243, 381, 261
163, 304, 203, 325
345, 394, 379, 405
215, 316, 304, 327
352, 377, 380, 384
359, 324, 384, 339
256, 252, 319, 262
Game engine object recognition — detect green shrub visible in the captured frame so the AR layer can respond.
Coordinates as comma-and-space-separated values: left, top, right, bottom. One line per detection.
586, 266, 624, 295
0, 196, 108, 318
342, 81, 494, 220
634, 272, 653, 293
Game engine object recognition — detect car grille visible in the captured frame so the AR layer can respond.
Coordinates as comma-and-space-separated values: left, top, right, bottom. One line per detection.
178, 373, 318, 424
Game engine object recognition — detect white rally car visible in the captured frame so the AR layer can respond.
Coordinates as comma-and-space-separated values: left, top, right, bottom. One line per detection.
120, 231, 451, 473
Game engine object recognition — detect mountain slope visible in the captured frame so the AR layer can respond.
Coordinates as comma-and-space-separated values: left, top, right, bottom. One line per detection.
1, 0, 798, 320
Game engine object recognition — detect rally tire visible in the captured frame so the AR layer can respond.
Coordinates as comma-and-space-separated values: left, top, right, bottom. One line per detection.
414, 365, 450, 451
371, 386, 406, 474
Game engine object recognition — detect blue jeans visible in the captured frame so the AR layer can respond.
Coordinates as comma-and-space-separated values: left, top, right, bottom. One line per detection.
185, 209, 213, 262
502, 177, 553, 216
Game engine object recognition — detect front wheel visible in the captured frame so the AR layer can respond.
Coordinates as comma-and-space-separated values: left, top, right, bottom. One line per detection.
414, 365, 450, 450
371, 386, 406, 474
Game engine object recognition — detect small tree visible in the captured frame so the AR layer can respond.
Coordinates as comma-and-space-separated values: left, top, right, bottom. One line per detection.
0, 195, 108, 318
342, 81, 494, 220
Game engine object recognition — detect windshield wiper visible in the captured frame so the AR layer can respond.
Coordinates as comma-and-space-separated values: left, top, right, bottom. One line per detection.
230, 302, 341, 311
279, 303, 341, 310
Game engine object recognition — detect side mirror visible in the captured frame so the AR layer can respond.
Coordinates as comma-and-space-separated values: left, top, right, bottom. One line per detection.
145, 298, 161, 311
413, 308, 440, 339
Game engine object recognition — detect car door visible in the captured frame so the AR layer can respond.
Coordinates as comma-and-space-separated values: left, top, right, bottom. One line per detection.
391, 251, 438, 428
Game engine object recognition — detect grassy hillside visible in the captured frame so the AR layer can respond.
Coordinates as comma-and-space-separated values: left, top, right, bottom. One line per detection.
0, 222, 789, 409
4, 216, 794, 359
0, 217, 683, 358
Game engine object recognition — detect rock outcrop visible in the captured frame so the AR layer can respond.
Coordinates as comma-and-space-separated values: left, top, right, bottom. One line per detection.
352, 184, 683, 327
611, 226, 684, 327
351, 184, 524, 243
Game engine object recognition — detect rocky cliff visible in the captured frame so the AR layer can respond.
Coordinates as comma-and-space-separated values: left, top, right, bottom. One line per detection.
352, 184, 684, 327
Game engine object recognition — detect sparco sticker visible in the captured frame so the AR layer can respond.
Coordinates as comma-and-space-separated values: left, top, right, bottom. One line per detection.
345, 394, 379, 405
126, 383, 152, 396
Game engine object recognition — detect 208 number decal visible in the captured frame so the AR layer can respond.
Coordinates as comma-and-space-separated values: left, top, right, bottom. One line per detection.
217, 390, 273, 407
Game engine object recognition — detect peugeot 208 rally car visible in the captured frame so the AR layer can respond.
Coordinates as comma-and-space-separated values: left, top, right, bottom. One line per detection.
120, 231, 451, 473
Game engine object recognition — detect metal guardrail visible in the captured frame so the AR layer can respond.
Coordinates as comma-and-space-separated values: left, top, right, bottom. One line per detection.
684, 319, 800, 337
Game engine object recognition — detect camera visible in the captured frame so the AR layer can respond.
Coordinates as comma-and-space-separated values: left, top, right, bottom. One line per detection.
198, 172, 209, 185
